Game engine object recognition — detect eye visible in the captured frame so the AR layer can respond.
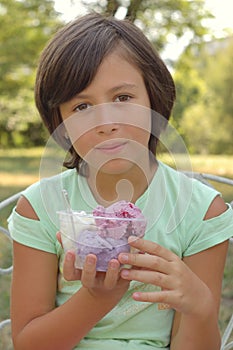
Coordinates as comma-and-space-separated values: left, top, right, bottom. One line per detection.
74, 103, 91, 112
115, 95, 131, 102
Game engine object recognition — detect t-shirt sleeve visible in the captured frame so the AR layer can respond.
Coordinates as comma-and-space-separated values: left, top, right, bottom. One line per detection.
183, 203, 233, 256
8, 208, 57, 254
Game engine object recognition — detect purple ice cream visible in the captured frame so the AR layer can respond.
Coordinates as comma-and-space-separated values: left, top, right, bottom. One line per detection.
76, 201, 147, 271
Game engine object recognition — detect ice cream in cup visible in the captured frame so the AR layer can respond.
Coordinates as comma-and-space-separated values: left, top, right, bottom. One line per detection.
58, 200, 147, 271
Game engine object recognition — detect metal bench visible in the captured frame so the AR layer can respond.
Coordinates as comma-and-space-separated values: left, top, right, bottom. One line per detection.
0, 173, 233, 349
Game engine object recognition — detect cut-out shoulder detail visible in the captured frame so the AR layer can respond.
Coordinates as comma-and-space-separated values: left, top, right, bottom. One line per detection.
204, 195, 228, 221
16, 195, 39, 221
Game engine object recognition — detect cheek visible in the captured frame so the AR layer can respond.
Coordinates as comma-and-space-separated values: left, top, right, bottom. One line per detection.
71, 132, 93, 157
127, 126, 151, 146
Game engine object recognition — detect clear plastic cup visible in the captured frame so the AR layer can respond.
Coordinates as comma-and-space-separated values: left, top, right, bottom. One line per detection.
57, 210, 147, 271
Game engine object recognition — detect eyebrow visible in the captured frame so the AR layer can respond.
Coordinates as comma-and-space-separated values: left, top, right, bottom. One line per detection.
74, 83, 138, 100
108, 83, 138, 93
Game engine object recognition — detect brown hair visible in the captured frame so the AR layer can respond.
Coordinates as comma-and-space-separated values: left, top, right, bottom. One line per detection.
35, 12, 176, 174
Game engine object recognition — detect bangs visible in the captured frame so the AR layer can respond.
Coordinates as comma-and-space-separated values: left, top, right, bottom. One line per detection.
47, 27, 121, 108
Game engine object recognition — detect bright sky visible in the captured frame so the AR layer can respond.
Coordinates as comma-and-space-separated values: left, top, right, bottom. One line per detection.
54, 0, 233, 60
54, 0, 233, 32
204, 0, 233, 37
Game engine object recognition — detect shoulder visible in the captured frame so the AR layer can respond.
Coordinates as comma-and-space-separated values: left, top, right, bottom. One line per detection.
21, 168, 77, 198
158, 162, 227, 221
17, 169, 78, 221
158, 161, 219, 202
204, 195, 228, 220
16, 196, 39, 220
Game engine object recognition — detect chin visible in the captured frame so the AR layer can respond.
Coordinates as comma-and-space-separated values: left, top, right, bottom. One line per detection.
98, 159, 136, 175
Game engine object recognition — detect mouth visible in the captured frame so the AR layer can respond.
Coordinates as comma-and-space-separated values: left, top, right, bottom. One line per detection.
95, 141, 128, 154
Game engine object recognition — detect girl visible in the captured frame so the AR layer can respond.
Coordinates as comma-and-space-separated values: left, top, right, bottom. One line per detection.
9, 13, 233, 350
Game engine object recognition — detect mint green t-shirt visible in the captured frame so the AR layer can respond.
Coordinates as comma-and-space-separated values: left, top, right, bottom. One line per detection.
8, 161, 233, 349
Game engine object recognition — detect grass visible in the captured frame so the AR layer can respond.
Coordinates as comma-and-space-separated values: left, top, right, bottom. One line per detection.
0, 148, 233, 347
158, 152, 233, 203
1, 148, 233, 203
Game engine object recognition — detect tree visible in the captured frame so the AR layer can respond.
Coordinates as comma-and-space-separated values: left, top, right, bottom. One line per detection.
201, 39, 233, 154
173, 37, 233, 154
0, 0, 62, 96
81, 0, 212, 51
0, 0, 62, 147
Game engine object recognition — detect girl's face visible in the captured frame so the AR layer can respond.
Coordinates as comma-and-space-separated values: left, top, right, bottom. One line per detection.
60, 51, 151, 175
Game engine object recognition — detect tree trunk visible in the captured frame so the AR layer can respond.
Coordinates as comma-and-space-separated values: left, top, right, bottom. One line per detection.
126, 0, 143, 21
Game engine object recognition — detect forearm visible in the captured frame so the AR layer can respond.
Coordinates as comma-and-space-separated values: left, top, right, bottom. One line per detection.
13, 287, 116, 350
171, 309, 221, 350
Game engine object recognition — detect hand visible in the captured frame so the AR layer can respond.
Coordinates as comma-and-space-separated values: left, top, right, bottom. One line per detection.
56, 232, 130, 300
118, 237, 213, 316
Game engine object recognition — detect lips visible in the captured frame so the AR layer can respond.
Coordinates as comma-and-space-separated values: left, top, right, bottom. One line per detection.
95, 141, 128, 154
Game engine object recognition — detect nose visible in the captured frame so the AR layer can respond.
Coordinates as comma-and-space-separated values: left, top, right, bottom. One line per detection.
94, 104, 119, 135
96, 123, 119, 135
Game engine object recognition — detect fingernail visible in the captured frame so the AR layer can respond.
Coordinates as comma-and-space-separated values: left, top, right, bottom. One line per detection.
86, 255, 96, 265
120, 254, 129, 263
109, 260, 119, 269
66, 252, 73, 261
128, 236, 137, 243
133, 292, 140, 300
121, 269, 129, 277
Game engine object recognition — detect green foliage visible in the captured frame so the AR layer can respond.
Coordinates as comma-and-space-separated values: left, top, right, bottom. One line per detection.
0, 0, 63, 148
0, 89, 49, 147
81, 0, 212, 50
173, 37, 233, 154
201, 40, 233, 154
0, 0, 61, 95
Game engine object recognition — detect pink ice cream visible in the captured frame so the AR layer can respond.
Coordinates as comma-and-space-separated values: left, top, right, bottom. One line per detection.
76, 201, 147, 271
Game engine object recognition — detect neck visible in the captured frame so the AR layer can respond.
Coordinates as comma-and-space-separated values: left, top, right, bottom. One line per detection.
86, 156, 157, 207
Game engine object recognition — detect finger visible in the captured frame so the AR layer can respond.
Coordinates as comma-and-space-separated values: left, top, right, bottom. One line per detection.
104, 259, 121, 290
81, 254, 97, 288
128, 237, 177, 262
63, 250, 82, 280
118, 251, 171, 275
121, 268, 171, 290
132, 290, 172, 307
56, 232, 63, 248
